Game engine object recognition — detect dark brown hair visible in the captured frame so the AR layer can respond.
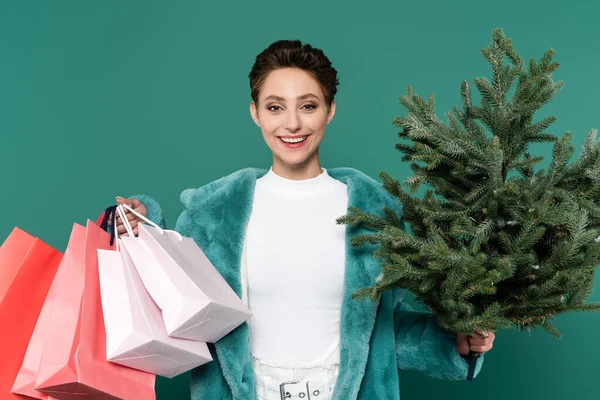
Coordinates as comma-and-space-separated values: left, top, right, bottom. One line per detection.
249, 40, 339, 106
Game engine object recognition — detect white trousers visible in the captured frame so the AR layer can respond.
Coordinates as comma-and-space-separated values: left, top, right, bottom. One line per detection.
254, 347, 340, 400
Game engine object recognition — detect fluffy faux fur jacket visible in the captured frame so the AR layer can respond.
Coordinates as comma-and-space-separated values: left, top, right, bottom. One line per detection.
133, 167, 484, 400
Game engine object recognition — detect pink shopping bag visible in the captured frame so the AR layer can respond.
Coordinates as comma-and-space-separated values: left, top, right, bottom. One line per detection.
30, 221, 156, 400
119, 204, 251, 343
97, 205, 212, 378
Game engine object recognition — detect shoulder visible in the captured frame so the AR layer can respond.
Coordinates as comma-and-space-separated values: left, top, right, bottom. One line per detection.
328, 167, 400, 211
180, 167, 267, 210
329, 167, 383, 189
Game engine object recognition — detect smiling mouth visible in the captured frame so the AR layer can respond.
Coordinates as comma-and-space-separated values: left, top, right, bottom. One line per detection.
279, 136, 308, 144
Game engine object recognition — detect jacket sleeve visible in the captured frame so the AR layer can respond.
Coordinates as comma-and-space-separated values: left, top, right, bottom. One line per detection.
129, 194, 167, 230
393, 289, 484, 380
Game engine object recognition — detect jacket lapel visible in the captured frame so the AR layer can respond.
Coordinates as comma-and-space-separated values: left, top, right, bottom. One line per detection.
183, 168, 265, 400
186, 167, 390, 400
328, 168, 390, 400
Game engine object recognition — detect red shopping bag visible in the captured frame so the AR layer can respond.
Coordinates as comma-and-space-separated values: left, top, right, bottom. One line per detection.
12, 268, 59, 399
32, 221, 155, 400
0, 227, 63, 400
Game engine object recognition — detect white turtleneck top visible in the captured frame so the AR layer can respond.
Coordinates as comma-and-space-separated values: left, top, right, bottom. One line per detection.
244, 167, 347, 366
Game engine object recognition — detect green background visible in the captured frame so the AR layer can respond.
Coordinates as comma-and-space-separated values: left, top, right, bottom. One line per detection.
2, 0, 599, 399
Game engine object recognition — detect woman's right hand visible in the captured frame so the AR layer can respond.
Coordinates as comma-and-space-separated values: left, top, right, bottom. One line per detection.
114, 196, 148, 237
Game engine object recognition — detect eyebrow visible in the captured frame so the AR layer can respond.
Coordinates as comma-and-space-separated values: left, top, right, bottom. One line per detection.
263, 93, 320, 102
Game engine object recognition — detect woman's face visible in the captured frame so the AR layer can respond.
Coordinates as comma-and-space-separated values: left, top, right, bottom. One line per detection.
250, 68, 335, 178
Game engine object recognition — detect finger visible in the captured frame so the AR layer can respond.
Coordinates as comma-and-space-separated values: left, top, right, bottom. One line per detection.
455, 333, 470, 356
116, 217, 138, 236
114, 209, 136, 222
474, 332, 495, 343
116, 224, 129, 235
474, 329, 490, 338
123, 211, 137, 222
130, 198, 142, 208
132, 204, 147, 220
469, 344, 492, 353
466, 338, 489, 346
471, 331, 491, 339
116, 196, 139, 208
133, 206, 147, 219
133, 226, 139, 237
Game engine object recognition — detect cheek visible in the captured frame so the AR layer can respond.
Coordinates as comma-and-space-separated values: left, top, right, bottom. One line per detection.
259, 116, 283, 136
303, 112, 328, 131
308, 118, 328, 140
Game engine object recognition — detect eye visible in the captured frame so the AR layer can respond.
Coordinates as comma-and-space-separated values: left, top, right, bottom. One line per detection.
267, 105, 282, 111
302, 103, 317, 110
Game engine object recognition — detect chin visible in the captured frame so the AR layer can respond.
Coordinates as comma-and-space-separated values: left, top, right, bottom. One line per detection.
281, 157, 310, 167
272, 152, 310, 166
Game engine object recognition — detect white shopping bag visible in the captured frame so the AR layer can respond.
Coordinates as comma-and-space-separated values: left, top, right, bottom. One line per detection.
119, 204, 252, 343
97, 206, 212, 378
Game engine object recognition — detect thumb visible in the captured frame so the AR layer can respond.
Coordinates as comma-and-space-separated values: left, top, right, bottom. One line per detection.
116, 196, 130, 205
115, 196, 139, 208
456, 333, 470, 356
116, 196, 142, 210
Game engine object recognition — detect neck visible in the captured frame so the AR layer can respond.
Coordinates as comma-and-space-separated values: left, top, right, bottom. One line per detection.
272, 153, 322, 180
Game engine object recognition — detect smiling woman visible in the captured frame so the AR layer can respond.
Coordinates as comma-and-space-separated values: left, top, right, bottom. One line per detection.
114, 39, 495, 400
249, 43, 338, 180
249, 68, 334, 178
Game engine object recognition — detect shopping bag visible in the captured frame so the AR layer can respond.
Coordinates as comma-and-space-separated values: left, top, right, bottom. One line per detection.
118, 204, 252, 342
0, 227, 62, 400
33, 221, 155, 400
11, 271, 59, 399
97, 205, 212, 378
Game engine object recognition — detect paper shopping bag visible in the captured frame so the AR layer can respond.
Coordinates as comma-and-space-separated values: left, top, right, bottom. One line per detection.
120, 219, 251, 343
0, 227, 62, 400
98, 229, 212, 378
11, 270, 58, 399
33, 221, 155, 400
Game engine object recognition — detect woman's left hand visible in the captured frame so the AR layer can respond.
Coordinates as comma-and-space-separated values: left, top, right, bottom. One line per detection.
456, 329, 495, 355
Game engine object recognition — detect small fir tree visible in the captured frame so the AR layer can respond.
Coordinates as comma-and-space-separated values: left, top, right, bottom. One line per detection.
337, 28, 600, 373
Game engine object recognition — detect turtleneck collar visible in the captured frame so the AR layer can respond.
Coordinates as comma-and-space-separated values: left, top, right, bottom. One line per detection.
256, 166, 338, 197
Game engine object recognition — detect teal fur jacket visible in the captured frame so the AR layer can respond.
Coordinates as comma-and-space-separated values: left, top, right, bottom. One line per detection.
134, 167, 484, 400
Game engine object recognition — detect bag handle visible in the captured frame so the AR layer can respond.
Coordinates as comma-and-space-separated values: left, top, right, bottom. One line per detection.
116, 205, 135, 237
120, 203, 165, 234
96, 205, 119, 246
118, 203, 185, 242
96, 205, 117, 231
114, 205, 134, 252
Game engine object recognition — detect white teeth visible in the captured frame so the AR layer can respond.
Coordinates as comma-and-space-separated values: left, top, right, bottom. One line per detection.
280, 136, 307, 143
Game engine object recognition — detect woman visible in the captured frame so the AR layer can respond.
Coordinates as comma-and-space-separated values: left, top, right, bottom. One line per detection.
115, 40, 495, 400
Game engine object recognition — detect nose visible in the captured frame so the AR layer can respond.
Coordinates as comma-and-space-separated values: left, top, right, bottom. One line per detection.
284, 110, 301, 133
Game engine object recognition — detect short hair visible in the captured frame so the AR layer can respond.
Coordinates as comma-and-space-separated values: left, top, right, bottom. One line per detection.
249, 40, 339, 106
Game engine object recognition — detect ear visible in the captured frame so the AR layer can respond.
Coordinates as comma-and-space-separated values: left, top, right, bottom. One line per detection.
326, 100, 336, 125
250, 101, 260, 127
